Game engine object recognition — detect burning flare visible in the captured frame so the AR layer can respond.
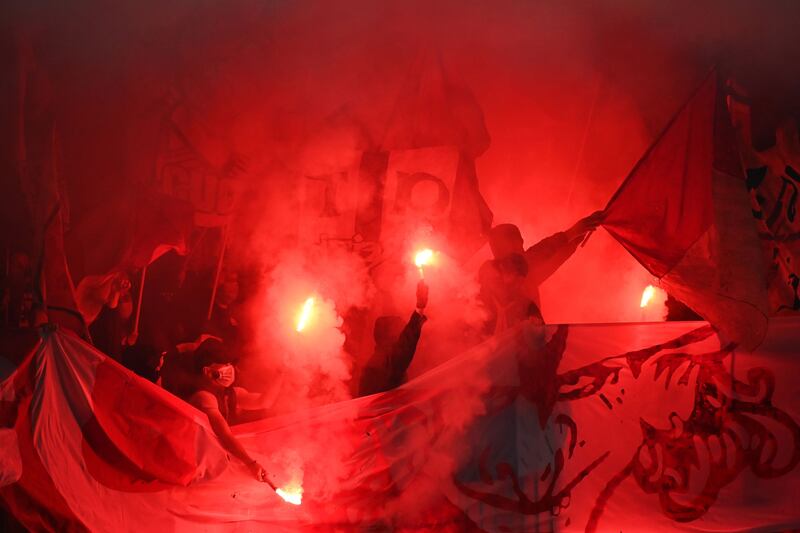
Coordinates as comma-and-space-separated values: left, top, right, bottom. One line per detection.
414, 248, 434, 278
640, 285, 656, 308
275, 485, 303, 505
295, 297, 315, 332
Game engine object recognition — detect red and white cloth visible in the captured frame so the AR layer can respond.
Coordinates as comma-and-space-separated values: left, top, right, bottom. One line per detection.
1, 318, 799, 531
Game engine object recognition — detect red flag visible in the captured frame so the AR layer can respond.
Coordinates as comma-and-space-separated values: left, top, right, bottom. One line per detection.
13, 40, 86, 338
67, 193, 193, 282
382, 52, 490, 159
67, 193, 193, 324
603, 71, 769, 349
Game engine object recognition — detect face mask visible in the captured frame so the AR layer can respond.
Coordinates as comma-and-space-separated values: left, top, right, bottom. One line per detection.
210, 364, 235, 387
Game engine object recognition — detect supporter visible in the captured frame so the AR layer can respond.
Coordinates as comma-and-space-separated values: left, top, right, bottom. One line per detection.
664, 293, 703, 321
138, 250, 187, 354
2, 252, 33, 327
185, 338, 284, 481
121, 343, 164, 384
89, 273, 134, 360
481, 253, 543, 335
204, 271, 241, 347
358, 279, 429, 396
479, 211, 603, 331
160, 334, 220, 399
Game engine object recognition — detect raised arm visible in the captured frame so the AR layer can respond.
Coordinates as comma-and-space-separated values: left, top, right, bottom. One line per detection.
524, 211, 604, 285
387, 281, 429, 383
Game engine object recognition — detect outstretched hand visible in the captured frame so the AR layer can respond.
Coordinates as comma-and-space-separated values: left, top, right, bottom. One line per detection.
416, 280, 429, 310
248, 460, 269, 483
566, 210, 605, 242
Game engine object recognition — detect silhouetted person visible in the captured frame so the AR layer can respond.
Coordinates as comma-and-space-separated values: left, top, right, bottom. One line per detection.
89, 273, 133, 360
121, 343, 164, 384
160, 334, 222, 399
479, 211, 603, 333
358, 280, 429, 396
664, 294, 703, 321
138, 250, 186, 353
2, 252, 33, 327
481, 253, 543, 335
204, 271, 241, 347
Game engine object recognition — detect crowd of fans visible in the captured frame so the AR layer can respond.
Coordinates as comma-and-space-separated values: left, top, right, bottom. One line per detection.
0, 210, 703, 482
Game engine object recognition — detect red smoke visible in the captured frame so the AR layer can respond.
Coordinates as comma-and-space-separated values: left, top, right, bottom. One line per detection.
5, 0, 800, 390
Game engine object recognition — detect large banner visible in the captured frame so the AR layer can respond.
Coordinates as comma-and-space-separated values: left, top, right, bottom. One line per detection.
743, 128, 800, 315
603, 73, 770, 350
298, 163, 362, 247
727, 88, 800, 316
155, 119, 243, 229
1, 319, 799, 531
382, 146, 461, 243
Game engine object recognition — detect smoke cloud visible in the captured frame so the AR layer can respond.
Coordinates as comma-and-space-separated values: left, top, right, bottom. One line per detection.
4, 0, 800, 390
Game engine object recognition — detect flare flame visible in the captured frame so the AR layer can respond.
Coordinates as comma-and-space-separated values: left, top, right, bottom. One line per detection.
276, 486, 303, 505
414, 249, 434, 278
640, 285, 656, 308
295, 297, 315, 332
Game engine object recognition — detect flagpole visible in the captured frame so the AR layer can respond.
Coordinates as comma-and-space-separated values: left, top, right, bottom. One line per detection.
604, 67, 718, 211
15, 31, 28, 175
130, 263, 147, 344
3, 247, 9, 326
565, 77, 602, 208
207, 224, 229, 321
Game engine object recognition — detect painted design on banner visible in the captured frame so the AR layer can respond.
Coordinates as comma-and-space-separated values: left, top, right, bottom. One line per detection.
453, 325, 800, 530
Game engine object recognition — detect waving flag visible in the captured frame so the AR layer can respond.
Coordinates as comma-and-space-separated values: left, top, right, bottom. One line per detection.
12, 40, 85, 338
603, 71, 769, 350
726, 90, 800, 316
67, 193, 193, 325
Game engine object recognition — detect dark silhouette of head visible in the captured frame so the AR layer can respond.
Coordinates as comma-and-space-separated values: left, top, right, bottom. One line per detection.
121, 343, 163, 383
217, 271, 240, 307
373, 316, 405, 348
663, 294, 702, 321
489, 224, 524, 259
193, 338, 235, 373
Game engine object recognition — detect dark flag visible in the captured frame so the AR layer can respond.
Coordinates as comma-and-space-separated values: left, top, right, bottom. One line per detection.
381, 51, 493, 261
13, 33, 86, 337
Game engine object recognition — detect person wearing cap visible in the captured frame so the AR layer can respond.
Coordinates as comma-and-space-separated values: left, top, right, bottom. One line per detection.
186, 338, 284, 482
479, 211, 604, 334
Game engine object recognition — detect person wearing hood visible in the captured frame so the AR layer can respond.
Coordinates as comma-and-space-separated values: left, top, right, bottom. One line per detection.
358, 280, 429, 396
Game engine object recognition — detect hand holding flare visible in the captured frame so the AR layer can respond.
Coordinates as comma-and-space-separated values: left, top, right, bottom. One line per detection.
416, 279, 429, 310
260, 473, 303, 506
